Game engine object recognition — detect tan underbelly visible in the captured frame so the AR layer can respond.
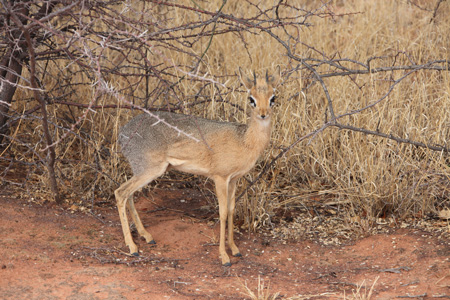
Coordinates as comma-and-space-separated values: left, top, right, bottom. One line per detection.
167, 157, 210, 176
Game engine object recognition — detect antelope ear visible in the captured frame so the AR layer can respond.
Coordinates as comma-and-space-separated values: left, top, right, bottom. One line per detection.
268, 65, 281, 87
239, 67, 255, 90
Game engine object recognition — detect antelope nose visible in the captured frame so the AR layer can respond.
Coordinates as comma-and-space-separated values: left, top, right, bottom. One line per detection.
261, 114, 266, 119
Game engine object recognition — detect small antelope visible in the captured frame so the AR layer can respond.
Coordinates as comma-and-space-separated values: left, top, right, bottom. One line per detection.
115, 67, 281, 266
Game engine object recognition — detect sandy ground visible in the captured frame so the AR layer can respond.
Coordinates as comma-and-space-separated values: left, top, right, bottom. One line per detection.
0, 188, 449, 300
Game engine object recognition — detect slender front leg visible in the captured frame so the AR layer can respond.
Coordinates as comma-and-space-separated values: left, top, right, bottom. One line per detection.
214, 176, 231, 266
227, 178, 241, 257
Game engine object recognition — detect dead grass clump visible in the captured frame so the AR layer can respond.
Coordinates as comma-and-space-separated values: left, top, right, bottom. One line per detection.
344, 277, 379, 300
240, 276, 280, 300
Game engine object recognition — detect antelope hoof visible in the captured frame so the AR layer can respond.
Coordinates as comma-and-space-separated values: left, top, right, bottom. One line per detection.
148, 240, 156, 245
131, 252, 139, 257
234, 252, 242, 257
223, 262, 232, 267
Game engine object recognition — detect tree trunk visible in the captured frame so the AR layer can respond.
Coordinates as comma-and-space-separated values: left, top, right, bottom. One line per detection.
5, 0, 61, 203
0, 5, 25, 146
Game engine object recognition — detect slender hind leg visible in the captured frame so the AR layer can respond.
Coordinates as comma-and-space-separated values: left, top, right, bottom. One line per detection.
127, 199, 156, 244
115, 162, 168, 256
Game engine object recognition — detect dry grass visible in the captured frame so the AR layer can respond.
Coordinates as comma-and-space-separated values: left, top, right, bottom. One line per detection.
240, 276, 280, 300
3, 0, 450, 232
343, 277, 379, 300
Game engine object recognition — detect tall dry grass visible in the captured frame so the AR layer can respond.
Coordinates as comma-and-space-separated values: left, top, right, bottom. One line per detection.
3, 0, 449, 231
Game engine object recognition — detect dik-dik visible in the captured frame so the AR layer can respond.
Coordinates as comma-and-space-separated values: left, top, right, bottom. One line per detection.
115, 67, 281, 266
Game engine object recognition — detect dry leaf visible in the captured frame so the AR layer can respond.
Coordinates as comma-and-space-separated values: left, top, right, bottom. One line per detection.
438, 209, 450, 220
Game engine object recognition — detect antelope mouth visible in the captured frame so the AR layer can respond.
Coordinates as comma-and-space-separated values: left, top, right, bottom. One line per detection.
257, 114, 270, 120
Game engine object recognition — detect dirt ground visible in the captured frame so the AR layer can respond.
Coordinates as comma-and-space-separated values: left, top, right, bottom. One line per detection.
1, 188, 449, 300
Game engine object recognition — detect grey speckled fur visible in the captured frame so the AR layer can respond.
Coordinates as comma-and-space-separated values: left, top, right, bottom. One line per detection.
118, 111, 246, 175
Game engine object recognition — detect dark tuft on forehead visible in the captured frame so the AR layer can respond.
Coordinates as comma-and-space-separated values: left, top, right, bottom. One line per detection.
255, 78, 269, 93
256, 85, 268, 93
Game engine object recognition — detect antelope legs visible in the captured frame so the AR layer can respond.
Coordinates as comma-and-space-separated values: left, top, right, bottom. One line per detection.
215, 176, 241, 266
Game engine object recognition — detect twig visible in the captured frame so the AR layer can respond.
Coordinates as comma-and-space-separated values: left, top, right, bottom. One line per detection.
397, 293, 427, 298
379, 266, 411, 274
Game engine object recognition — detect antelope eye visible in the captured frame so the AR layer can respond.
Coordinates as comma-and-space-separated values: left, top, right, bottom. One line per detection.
269, 95, 276, 107
249, 96, 256, 107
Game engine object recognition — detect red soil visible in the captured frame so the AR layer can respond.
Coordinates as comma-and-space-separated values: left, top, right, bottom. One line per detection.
0, 189, 448, 299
